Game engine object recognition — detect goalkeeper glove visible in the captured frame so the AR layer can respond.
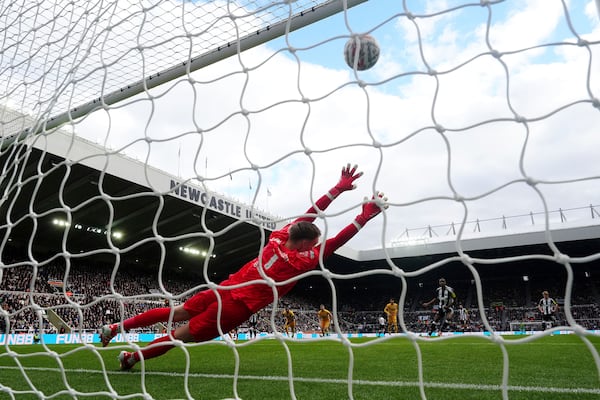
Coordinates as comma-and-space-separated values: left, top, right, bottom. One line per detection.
354, 191, 388, 229
328, 163, 363, 199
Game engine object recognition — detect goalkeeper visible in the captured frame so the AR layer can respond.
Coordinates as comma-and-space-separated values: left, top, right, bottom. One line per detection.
100, 163, 388, 370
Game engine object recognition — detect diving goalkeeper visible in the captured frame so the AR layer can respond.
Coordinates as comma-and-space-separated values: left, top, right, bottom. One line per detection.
100, 164, 388, 370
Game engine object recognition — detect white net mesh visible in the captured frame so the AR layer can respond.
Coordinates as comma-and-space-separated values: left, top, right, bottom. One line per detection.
1, 0, 348, 117
2, 0, 600, 399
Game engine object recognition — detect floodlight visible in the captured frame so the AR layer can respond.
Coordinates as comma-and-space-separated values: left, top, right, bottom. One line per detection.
52, 219, 70, 227
179, 246, 200, 256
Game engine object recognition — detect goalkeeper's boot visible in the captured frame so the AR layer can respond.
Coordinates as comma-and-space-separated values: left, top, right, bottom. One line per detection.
118, 351, 136, 371
100, 323, 119, 347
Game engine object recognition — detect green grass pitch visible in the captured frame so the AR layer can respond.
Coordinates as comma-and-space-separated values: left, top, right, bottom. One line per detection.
1, 334, 599, 399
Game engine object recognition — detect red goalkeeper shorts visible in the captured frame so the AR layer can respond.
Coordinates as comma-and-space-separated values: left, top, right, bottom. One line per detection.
184, 289, 252, 342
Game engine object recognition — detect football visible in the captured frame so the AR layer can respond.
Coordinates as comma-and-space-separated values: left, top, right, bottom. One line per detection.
344, 34, 380, 71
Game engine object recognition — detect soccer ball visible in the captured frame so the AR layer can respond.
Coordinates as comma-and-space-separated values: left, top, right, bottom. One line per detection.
344, 34, 380, 71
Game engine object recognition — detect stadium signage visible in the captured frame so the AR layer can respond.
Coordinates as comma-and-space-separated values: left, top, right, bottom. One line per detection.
0, 333, 149, 345
169, 180, 277, 229
0, 333, 35, 345
56, 333, 96, 344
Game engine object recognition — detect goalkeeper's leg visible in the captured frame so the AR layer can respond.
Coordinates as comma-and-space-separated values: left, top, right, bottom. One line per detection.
101, 289, 225, 347
118, 324, 197, 370
101, 307, 189, 347
118, 291, 252, 370
119, 331, 179, 370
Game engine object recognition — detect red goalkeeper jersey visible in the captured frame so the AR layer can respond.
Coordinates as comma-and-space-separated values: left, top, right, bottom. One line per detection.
224, 224, 321, 312
220, 189, 362, 313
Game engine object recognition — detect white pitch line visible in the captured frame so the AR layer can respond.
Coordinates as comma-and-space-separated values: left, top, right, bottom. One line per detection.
1, 366, 599, 395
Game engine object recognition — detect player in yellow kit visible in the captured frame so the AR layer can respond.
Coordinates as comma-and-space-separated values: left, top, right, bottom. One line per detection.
282, 308, 296, 337
384, 298, 399, 334
317, 304, 333, 336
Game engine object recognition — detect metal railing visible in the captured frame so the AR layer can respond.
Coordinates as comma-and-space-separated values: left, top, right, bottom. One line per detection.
392, 204, 600, 245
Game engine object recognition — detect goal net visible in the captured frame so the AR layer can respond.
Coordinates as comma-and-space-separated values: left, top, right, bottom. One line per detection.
1, 0, 600, 399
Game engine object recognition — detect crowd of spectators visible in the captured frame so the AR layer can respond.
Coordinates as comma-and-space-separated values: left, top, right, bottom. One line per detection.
2, 260, 599, 335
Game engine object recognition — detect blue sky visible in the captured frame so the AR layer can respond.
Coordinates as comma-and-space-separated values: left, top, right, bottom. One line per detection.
274, 1, 597, 71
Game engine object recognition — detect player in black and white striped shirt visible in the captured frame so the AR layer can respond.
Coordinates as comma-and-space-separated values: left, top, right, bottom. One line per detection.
248, 312, 259, 339
422, 278, 457, 336
538, 290, 559, 330
457, 304, 470, 331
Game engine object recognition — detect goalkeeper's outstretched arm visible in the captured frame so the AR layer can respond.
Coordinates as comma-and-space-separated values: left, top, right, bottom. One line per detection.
319, 192, 388, 259
294, 163, 363, 224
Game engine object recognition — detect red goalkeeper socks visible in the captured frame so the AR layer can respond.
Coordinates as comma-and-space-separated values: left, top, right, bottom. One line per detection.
133, 333, 176, 362
123, 307, 173, 331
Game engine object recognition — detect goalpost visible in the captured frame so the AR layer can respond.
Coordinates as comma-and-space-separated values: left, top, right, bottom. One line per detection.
1, 0, 366, 146
1, 0, 600, 399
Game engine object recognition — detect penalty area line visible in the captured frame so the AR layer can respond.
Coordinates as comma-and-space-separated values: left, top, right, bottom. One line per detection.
1, 366, 599, 395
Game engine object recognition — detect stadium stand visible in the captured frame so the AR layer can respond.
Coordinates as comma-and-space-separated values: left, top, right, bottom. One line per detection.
2, 248, 599, 335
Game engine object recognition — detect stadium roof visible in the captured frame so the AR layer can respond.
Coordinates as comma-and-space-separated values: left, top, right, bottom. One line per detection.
0, 127, 282, 282
341, 221, 600, 262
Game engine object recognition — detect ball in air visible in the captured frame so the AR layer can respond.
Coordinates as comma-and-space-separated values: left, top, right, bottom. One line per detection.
344, 34, 380, 71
